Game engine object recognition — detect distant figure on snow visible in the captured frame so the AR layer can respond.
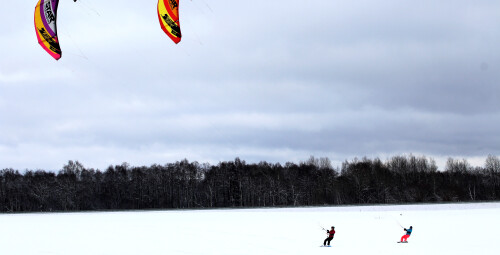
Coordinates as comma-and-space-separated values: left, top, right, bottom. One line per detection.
400, 226, 412, 243
323, 226, 335, 246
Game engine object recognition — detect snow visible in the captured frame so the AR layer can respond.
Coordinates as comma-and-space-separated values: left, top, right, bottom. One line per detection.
1, 202, 499, 255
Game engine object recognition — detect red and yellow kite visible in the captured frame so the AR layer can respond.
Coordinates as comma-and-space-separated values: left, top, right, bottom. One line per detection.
157, 0, 182, 44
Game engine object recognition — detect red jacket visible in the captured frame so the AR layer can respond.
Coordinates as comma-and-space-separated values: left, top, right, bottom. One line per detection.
327, 229, 335, 237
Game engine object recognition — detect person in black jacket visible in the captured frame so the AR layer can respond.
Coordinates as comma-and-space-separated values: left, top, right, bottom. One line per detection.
323, 226, 335, 246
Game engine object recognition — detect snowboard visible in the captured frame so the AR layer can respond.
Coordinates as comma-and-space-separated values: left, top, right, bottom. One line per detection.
397, 241, 408, 243
320, 245, 332, 247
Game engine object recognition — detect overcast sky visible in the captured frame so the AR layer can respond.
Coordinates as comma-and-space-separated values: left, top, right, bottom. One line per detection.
1, 0, 500, 171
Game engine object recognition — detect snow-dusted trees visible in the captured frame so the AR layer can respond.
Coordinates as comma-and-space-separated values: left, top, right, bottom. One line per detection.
0, 155, 499, 212
485, 155, 500, 173
445, 158, 472, 173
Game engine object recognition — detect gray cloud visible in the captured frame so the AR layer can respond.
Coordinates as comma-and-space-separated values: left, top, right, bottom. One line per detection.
1, 0, 500, 170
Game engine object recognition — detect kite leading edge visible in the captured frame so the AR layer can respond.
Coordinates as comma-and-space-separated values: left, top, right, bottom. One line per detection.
157, 0, 182, 44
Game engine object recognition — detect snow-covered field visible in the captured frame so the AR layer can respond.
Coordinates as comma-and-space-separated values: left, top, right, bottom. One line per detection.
1, 202, 499, 255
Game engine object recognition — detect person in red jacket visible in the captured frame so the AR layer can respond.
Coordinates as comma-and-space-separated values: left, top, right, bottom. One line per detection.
323, 226, 335, 246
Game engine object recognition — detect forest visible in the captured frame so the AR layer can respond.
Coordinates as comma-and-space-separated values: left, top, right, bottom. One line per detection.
1, 155, 499, 212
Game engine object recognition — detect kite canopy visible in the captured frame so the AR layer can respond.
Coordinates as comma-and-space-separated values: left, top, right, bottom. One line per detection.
34, 0, 62, 60
157, 0, 182, 44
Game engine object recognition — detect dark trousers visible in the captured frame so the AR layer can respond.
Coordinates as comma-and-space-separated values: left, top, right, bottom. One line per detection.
324, 236, 333, 246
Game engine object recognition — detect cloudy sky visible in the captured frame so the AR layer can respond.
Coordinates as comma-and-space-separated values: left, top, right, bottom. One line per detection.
1, 0, 500, 171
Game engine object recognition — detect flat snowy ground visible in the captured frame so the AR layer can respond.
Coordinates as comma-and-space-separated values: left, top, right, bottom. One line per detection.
1, 202, 499, 255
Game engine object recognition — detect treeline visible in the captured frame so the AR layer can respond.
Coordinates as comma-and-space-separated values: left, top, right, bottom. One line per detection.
0, 155, 499, 212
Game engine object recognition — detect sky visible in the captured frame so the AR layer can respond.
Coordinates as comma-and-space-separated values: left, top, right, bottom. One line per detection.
1, 0, 500, 171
